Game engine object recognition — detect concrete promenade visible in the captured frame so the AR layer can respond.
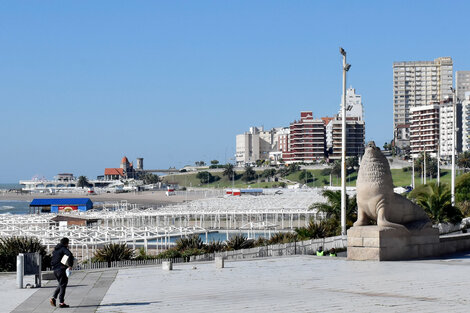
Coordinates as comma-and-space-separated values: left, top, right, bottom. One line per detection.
4, 254, 470, 312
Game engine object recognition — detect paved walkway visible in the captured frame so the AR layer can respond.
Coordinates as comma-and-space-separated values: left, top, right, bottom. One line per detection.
10, 270, 117, 313
5, 253, 470, 312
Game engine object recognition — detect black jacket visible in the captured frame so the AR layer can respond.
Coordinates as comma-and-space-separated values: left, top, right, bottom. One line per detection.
51, 243, 74, 270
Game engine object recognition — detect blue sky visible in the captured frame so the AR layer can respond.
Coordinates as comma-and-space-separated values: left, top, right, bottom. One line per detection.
1, 0, 470, 182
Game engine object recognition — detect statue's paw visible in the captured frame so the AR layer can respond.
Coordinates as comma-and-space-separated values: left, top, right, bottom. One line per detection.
353, 220, 368, 227
377, 220, 410, 232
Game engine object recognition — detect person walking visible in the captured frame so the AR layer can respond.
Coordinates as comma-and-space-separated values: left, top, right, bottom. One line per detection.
49, 237, 74, 308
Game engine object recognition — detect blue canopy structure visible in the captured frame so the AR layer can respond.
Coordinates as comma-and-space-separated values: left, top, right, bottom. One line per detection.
30, 198, 93, 212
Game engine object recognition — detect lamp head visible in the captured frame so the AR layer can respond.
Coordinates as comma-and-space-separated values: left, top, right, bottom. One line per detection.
345, 64, 351, 71
340, 47, 346, 56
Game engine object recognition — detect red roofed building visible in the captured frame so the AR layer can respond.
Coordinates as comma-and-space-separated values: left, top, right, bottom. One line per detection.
104, 168, 124, 180
104, 156, 145, 180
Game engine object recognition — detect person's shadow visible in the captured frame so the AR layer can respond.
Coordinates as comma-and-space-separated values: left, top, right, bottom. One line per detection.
77, 301, 160, 308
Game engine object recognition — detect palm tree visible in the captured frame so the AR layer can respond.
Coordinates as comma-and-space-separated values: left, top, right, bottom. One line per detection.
93, 243, 134, 267
0, 236, 50, 271
412, 182, 463, 224
223, 163, 235, 179
175, 234, 204, 251
77, 176, 89, 189
309, 190, 357, 226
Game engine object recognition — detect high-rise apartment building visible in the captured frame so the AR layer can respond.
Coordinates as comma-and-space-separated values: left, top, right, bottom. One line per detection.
462, 92, 470, 152
440, 99, 462, 159
456, 71, 470, 101
282, 111, 326, 163
329, 117, 365, 160
393, 57, 453, 149
409, 105, 440, 157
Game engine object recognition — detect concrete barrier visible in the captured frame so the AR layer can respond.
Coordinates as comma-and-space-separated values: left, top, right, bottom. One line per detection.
215, 256, 224, 269
162, 261, 173, 271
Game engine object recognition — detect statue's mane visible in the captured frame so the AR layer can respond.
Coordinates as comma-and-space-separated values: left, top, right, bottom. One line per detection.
357, 148, 394, 189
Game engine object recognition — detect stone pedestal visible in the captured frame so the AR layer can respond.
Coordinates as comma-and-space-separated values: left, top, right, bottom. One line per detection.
347, 226, 440, 261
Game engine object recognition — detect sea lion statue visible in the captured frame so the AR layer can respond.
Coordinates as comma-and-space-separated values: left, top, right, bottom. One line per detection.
354, 141, 431, 230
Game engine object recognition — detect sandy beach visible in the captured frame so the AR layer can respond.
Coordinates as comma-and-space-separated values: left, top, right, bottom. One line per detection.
0, 190, 211, 207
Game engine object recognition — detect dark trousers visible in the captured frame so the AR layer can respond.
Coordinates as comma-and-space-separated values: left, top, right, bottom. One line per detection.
52, 269, 68, 303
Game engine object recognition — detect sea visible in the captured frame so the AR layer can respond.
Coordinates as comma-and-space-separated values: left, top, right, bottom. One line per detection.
0, 200, 30, 214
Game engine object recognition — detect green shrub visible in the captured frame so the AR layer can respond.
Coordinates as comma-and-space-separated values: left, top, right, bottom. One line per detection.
0, 236, 50, 272
181, 248, 205, 261
175, 234, 204, 251
135, 247, 157, 260
268, 232, 298, 244
93, 243, 134, 265
226, 234, 254, 250
156, 248, 182, 259
204, 240, 226, 253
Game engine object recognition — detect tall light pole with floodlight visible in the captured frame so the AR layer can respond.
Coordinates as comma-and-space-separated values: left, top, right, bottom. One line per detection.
450, 87, 457, 206
340, 47, 351, 236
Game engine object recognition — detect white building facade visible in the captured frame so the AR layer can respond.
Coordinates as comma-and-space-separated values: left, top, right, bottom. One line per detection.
393, 57, 453, 149
462, 92, 470, 152
456, 71, 470, 101
235, 126, 287, 166
439, 100, 462, 159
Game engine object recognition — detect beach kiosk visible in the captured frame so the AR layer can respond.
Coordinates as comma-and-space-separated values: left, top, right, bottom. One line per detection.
29, 198, 93, 214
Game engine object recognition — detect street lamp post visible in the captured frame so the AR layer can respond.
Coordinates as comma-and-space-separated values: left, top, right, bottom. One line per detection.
340, 47, 351, 236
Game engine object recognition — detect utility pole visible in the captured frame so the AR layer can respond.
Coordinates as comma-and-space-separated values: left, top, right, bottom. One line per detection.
437, 140, 440, 186
340, 47, 351, 236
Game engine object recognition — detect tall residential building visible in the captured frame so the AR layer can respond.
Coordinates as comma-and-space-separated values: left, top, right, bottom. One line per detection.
463, 92, 470, 152
409, 105, 440, 158
338, 87, 364, 121
440, 99, 462, 159
456, 71, 470, 101
282, 111, 326, 163
235, 126, 285, 166
393, 57, 453, 149
329, 117, 365, 160
327, 86, 365, 158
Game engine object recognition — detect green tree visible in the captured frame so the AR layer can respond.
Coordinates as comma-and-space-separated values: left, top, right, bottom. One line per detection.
457, 151, 470, 172
223, 164, 235, 179
262, 168, 276, 179
242, 166, 256, 182
210, 160, 219, 165
346, 156, 359, 171
142, 173, 159, 184
413, 153, 438, 177
309, 190, 357, 228
196, 171, 214, 184
299, 170, 315, 184
331, 161, 341, 177
411, 182, 463, 224
77, 176, 90, 189
456, 172, 470, 203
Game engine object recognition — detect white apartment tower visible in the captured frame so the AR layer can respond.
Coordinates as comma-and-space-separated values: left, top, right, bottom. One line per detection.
439, 99, 462, 159
463, 92, 470, 152
393, 57, 453, 149
456, 71, 470, 101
